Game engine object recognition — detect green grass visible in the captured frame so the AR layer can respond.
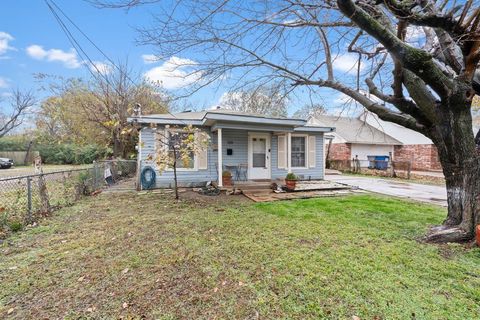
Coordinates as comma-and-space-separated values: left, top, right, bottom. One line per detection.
0, 192, 479, 319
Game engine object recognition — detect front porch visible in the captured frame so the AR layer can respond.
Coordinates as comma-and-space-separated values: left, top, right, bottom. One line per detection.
213, 126, 325, 187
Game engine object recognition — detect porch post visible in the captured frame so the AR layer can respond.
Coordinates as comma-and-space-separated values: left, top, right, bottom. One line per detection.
218, 128, 223, 187
287, 132, 292, 173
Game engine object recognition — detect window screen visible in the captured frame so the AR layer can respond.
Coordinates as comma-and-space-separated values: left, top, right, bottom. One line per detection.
168, 132, 195, 168
291, 136, 306, 167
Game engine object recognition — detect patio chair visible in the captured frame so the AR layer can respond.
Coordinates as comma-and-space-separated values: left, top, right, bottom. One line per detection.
237, 163, 248, 181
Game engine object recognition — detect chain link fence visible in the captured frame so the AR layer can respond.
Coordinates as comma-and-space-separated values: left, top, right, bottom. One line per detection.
0, 160, 137, 239
327, 159, 412, 178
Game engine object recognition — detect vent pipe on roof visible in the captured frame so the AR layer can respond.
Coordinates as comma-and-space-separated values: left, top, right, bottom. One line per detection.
133, 103, 142, 117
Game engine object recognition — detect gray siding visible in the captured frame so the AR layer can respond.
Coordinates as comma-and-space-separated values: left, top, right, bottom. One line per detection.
271, 133, 325, 180
139, 126, 324, 188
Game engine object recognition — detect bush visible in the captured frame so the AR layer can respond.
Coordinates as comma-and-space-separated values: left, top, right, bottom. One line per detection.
0, 135, 31, 151
0, 136, 111, 165
38, 144, 111, 164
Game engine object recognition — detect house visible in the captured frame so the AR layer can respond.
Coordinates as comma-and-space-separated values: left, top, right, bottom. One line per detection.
310, 113, 442, 171
311, 115, 401, 166
128, 109, 334, 188
362, 112, 442, 171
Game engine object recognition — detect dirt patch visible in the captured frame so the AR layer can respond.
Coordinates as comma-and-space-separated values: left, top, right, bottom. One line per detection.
153, 189, 252, 205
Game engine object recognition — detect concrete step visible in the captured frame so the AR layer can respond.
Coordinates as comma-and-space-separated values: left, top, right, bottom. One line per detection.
232, 184, 272, 190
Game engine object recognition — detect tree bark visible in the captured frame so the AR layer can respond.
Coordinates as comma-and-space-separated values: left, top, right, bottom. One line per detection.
425, 103, 480, 243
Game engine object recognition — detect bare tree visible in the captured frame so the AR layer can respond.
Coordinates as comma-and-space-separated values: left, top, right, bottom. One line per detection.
0, 89, 36, 138
218, 84, 288, 117
35, 63, 169, 157
151, 125, 209, 200
95, 0, 480, 243
293, 103, 327, 119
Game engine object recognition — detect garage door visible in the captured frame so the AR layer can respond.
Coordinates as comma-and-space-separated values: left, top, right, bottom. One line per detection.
350, 144, 393, 161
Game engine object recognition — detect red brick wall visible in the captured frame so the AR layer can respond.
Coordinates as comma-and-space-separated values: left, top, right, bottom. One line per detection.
328, 143, 352, 161
394, 144, 442, 171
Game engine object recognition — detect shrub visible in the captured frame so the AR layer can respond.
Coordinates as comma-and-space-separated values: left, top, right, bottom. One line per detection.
38, 143, 111, 164
0, 135, 31, 151
8, 220, 23, 232
285, 172, 298, 180
222, 170, 232, 177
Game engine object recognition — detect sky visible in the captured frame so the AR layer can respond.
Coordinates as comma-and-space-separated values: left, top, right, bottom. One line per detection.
0, 0, 362, 116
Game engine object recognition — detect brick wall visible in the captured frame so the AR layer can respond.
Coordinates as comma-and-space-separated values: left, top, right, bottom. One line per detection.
328, 143, 352, 161
394, 144, 442, 171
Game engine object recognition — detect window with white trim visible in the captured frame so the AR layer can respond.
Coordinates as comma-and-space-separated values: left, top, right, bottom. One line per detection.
168, 131, 195, 169
291, 136, 306, 167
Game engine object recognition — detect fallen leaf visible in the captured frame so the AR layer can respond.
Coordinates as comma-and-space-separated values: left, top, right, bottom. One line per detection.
222, 281, 227, 286
122, 268, 129, 274
238, 281, 244, 286
7, 308, 14, 314
122, 302, 128, 309
8, 266, 17, 270
213, 287, 218, 292
77, 276, 85, 282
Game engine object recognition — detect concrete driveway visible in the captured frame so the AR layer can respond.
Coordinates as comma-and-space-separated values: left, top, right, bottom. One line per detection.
325, 175, 447, 206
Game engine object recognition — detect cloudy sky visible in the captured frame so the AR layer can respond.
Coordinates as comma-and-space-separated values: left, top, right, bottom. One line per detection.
0, 0, 366, 115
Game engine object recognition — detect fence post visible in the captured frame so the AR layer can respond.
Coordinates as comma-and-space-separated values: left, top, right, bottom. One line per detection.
93, 161, 98, 190
26, 176, 32, 224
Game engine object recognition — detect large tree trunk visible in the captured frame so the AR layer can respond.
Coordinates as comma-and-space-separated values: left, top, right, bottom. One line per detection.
425, 101, 480, 243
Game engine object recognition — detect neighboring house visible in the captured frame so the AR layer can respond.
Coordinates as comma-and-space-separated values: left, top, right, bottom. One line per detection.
310, 113, 442, 171
362, 112, 442, 171
311, 115, 401, 165
128, 109, 334, 188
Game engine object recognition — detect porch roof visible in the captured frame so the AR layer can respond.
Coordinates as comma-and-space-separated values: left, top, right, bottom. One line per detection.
128, 109, 334, 133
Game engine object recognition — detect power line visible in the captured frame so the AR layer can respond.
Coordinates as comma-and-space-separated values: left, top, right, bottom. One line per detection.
44, 0, 119, 92
45, 0, 188, 126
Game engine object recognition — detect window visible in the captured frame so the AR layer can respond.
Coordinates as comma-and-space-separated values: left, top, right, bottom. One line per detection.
168, 131, 195, 169
291, 136, 306, 167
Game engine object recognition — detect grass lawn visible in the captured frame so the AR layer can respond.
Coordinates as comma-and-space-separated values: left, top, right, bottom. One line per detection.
0, 192, 479, 319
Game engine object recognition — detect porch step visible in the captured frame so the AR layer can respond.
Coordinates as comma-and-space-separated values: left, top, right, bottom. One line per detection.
233, 183, 272, 190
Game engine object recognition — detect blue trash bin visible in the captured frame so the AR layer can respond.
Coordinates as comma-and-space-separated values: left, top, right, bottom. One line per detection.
367, 156, 376, 169
374, 156, 389, 170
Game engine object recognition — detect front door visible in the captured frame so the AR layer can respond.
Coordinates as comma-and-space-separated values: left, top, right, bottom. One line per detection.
248, 133, 271, 180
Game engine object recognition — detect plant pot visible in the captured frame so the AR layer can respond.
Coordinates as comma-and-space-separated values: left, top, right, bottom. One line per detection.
285, 179, 296, 190
223, 176, 232, 186
476, 225, 480, 247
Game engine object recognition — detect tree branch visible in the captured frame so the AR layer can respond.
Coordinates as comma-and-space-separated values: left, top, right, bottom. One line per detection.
337, 0, 454, 99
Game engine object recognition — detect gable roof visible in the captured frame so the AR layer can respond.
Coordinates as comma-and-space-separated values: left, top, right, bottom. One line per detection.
361, 112, 433, 145
312, 115, 402, 145
128, 108, 334, 132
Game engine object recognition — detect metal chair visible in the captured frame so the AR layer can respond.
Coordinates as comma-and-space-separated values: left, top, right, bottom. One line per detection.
237, 163, 248, 181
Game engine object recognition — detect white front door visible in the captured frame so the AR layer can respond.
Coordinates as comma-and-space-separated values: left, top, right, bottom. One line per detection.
248, 133, 271, 180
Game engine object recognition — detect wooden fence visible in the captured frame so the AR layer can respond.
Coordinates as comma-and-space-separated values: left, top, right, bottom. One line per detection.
0, 151, 40, 166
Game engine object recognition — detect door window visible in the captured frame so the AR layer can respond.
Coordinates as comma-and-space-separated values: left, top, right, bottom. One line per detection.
252, 138, 266, 168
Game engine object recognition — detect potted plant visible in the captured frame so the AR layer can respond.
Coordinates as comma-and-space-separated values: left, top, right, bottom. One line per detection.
285, 172, 298, 190
222, 170, 233, 186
